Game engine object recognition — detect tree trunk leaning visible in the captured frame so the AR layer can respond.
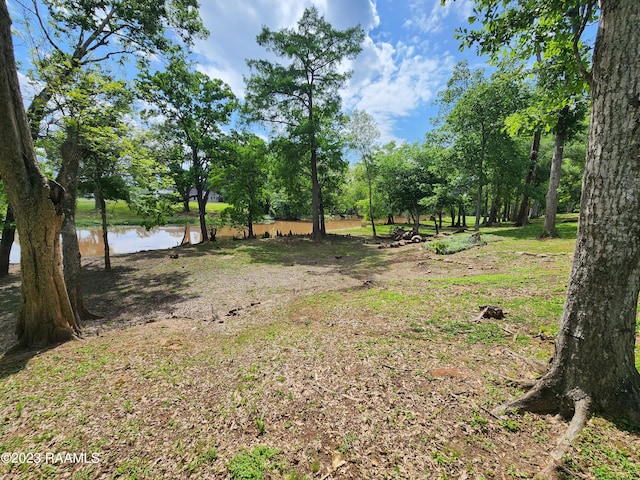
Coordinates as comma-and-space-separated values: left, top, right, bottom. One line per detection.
0, 2, 79, 347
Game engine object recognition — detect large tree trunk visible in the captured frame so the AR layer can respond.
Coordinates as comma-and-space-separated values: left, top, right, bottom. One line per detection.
0, 3, 79, 347
58, 126, 100, 321
0, 204, 15, 276
515, 129, 542, 227
542, 107, 569, 237
497, 0, 640, 425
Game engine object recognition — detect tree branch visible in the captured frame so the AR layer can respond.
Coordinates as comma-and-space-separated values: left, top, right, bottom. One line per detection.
571, 2, 595, 89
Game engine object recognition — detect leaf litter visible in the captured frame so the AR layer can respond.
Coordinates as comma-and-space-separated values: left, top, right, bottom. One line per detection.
0, 235, 639, 479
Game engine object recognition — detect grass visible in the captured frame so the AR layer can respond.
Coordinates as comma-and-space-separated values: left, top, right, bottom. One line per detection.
227, 446, 281, 480
74, 198, 230, 227
1, 214, 639, 478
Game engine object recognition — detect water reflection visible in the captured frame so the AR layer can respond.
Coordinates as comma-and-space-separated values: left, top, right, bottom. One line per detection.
8, 218, 365, 264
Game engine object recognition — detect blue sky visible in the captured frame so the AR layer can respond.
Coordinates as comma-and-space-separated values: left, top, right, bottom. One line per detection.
191, 0, 486, 144
12, 0, 488, 145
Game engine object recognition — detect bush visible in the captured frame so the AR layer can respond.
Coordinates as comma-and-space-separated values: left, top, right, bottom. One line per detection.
425, 233, 499, 255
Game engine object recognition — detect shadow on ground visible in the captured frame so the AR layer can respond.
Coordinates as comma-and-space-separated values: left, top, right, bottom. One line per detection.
81, 262, 194, 329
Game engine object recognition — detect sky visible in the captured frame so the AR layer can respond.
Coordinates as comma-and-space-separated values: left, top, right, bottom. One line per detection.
191, 0, 484, 144
11, 0, 488, 145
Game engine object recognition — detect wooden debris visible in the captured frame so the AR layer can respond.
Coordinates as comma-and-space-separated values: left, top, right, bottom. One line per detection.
477, 305, 506, 320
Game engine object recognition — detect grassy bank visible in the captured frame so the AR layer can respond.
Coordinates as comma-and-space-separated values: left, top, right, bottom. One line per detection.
1, 218, 639, 479
75, 198, 230, 228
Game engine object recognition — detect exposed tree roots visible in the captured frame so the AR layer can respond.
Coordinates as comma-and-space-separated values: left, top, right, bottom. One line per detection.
537, 397, 591, 479
494, 387, 592, 479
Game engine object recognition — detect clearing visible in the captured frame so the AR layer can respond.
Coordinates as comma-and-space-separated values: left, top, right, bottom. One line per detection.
1, 221, 639, 479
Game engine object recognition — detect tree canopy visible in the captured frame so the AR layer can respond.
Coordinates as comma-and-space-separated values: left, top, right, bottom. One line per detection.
244, 6, 364, 240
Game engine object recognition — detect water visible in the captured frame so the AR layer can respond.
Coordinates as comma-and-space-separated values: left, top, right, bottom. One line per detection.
8, 219, 366, 264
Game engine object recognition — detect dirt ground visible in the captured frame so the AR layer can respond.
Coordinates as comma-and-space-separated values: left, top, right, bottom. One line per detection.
1, 234, 639, 479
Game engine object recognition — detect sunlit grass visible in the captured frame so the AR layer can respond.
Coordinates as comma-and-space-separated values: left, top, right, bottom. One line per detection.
74, 198, 230, 227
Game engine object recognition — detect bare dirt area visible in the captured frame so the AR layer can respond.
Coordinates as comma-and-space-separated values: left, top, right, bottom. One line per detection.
1, 234, 639, 479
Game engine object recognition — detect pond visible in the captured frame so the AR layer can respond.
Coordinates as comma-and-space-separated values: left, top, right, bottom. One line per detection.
8, 218, 366, 264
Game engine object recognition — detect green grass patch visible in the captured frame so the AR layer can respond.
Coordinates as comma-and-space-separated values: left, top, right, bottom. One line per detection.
562, 419, 640, 479
75, 198, 230, 227
227, 446, 281, 480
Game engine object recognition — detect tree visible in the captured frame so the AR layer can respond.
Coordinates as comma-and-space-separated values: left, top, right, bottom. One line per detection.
0, 0, 208, 293
316, 115, 349, 233
18, 0, 207, 139
125, 129, 181, 230
244, 6, 364, 240
345, 110, 381, 238
78, 107, 133, 272
0, 1, 78, 347
437, 62, 524, 231
217, 132, 269, 239
38, 68, 132, 317
454, 0, 594, 235
377, 143, 435, 232
268, 136, 312, 220
137, 53, 237, 242
457, 0, 640, 473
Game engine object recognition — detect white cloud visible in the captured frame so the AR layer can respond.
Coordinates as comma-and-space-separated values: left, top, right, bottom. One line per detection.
405, 0, 474, 34
192, 1, 460, 143
342, 36, 455, 143
194, 0, 379, 97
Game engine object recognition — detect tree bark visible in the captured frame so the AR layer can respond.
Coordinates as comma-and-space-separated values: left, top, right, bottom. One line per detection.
515, 129, 542, 227
310, 148, 322, 240
0, 2, 79, 347
319, 190, 327, 236
196, 190, 209, 242
496, 0, 640, 425
308, 90, 322, 241
99, 196, 111, 272
474, 183, 482, 232
58, 126, 100, 320
542, 108, 569, 237
366, 160, 377, 239
193, 148, 209, 242
487, 197, 498, 226
0, 204, 15, 276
